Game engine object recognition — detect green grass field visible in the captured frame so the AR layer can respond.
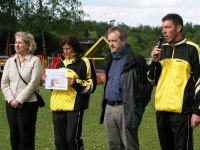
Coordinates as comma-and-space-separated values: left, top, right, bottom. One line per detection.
0, 85, 200, 150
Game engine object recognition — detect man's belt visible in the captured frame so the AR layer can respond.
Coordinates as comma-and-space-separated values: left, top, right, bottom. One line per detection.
107, 101, 123, 106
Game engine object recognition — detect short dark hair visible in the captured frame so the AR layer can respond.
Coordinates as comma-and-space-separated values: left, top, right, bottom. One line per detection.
60, 35, 84, 56
162, 13, 183, 31
108, 26, 127, 40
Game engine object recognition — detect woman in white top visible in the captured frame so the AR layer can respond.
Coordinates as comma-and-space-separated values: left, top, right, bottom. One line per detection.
1, 31, 42, 150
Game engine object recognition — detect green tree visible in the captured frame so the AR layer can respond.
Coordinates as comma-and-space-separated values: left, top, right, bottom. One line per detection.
88, 30, 98, 39
0, 0, 86, 55
0, 0, 19, 55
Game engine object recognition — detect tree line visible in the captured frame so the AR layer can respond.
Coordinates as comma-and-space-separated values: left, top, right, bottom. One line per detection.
1, 0, 200, 58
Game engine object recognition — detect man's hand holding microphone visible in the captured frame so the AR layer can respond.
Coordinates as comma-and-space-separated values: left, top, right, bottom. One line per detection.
151, 36, 164, 62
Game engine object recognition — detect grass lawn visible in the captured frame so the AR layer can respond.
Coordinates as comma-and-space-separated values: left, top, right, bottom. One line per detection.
0, 85, 200, 149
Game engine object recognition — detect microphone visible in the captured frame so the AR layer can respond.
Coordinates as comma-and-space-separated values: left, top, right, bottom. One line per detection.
153, 36, 164, 58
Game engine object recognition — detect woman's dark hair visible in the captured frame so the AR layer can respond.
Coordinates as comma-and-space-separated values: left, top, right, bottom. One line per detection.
60, 35, 84, 58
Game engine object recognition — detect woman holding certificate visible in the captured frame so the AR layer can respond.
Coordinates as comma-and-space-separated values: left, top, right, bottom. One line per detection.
49, 35, 96, 150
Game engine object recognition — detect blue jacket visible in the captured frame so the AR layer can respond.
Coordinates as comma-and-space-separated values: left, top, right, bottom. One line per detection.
100, 45, 153, 128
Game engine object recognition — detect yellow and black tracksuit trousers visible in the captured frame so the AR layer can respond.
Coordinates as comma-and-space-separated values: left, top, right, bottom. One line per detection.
156, 111, 193, 150
52, 110, 84, 150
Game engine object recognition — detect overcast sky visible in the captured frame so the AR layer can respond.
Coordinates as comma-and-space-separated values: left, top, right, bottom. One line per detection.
81, 0, 200, 27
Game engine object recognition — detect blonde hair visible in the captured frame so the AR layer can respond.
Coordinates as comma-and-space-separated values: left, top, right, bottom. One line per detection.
15, 31, 36, 54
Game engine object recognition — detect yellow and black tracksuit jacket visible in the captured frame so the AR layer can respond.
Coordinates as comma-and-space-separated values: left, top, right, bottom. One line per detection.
50, 56, 96, 111
148, 38, 200, 115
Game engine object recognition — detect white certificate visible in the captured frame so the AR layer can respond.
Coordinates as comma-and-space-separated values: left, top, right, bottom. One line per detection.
45, 69, 68, 90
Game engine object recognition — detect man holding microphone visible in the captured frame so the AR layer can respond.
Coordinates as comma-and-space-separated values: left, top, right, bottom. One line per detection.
148, 13, 200, 150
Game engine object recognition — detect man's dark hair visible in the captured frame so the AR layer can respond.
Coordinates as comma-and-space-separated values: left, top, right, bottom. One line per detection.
108, 26, 127, 40
162, 13, 183, 32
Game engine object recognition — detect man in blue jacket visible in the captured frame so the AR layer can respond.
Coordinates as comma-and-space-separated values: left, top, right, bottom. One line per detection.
100, 26, 152, 150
